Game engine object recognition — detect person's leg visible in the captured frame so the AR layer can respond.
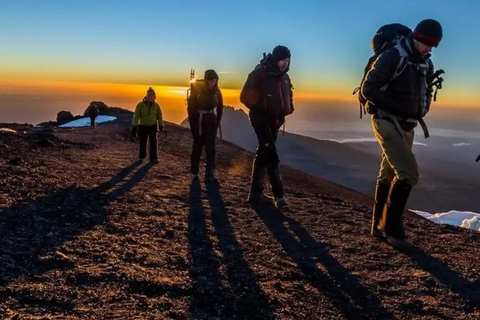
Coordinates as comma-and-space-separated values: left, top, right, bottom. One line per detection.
138, 126, 148, 159
247, 125, 272, 202
204, 118, 218, 182
371, 155, 395, 237
190, 133, 205, 177
148, 125, 158, 163
372, 118, 418, 248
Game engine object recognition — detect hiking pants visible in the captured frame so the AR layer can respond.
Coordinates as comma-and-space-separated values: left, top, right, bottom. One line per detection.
371, 118, 419, 186
90, 116, 96, 128
138, 124, 158, 161
250, 123, 285, 199
190, 113, 218, 176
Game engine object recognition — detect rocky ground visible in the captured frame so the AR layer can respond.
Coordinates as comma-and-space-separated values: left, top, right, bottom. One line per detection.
0, 119, 479, 320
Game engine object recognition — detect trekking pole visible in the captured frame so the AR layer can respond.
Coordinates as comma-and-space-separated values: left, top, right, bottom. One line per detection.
218, 122, 223, 141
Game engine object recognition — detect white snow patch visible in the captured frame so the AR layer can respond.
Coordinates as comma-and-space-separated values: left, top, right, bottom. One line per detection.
59, 116, 117, 128
326, 137, 427, 146
411, 209, 480, 231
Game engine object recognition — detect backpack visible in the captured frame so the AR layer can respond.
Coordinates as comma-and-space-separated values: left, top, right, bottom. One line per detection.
187, 71, 219, 116
89, 105, 99, 117
251, 53, 294, 117
352, 23, 412, 118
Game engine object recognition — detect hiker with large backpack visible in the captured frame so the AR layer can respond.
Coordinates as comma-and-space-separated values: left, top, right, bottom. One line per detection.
131, 87, 164, 164
240, 45, 294, 209
360, 19, 443, 250
187, 69, 223, 183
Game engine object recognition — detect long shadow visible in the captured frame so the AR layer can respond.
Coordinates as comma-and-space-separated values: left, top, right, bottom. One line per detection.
205, 182, 276, 319
188, 179, 225, 318
407, 248, 479, 314
0, 160, 151, 287
188, 181, 276, 320
252, 203, 397, 320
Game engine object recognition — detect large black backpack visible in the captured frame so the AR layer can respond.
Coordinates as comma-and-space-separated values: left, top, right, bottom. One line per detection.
352, 23, 412, 118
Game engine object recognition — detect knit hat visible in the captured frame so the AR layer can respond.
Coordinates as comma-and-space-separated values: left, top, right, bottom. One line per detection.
413, 19, 443, 47
271, 45, 291, 63
147, 87, 156, 95
204, 69, 219, 81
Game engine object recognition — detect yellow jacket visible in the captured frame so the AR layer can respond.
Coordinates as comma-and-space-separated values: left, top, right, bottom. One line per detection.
132, 100, 163, 126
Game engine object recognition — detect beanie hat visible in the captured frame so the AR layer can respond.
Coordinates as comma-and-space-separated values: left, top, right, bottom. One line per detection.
147, 87, 156, 95
204, 69, 219, 81
413, 19, 443, 47
272, 45, 291, 63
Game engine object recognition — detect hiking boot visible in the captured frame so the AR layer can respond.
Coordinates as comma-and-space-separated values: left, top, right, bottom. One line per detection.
275, 197, 288, 209
379, 178, 412, 243
386, 235, 416, 251
150, 159, 159, 164
247, 192, 273, 204
371, 181, 390, 237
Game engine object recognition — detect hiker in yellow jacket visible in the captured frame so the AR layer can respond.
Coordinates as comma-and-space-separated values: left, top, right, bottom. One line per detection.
131, 87, 164, 164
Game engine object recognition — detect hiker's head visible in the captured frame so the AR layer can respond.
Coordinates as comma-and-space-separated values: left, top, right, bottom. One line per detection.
413, 19, 442, 58
146, 87, 156, 102
272, 45, 291, 72
204, 69, 219, 89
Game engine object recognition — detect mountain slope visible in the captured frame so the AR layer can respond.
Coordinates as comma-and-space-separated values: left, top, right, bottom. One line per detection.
0, 119, 479, 320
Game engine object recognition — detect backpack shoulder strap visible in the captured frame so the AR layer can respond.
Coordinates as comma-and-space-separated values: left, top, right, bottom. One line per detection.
391, 44, 409, 81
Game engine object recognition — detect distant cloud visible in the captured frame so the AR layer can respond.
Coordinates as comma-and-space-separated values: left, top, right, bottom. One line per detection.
452, 143, 473, 147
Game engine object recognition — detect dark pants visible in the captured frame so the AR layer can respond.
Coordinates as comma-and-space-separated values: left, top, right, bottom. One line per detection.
190, 114, 217, 176
250, 123, 284, 199
90, 116, 96, 128
138, 125, 158, 161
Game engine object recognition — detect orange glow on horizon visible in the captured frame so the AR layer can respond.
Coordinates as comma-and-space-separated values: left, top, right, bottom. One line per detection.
0, 79, 477, 123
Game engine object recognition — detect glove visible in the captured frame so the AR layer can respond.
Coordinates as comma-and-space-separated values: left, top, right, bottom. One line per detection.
131, 125, 137, 138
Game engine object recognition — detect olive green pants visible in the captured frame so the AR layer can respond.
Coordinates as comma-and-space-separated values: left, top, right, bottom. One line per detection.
371, 118, 419, 186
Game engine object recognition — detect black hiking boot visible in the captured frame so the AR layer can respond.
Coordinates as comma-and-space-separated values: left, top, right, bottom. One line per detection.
371, 181, 391, 238
378, 178, 415, 250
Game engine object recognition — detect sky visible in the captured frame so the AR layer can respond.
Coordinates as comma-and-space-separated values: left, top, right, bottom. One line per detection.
0, 0, 479, 124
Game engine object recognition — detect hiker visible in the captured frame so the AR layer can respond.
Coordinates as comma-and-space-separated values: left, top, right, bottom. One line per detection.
361, 19, 443, 250
131, 87, 164, 164
187, 69, 223, 182
88, 104, 99, 128
476, 154, 480, 162
240, 45, 294, 209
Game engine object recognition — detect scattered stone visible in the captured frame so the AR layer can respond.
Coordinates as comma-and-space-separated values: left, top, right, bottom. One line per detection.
7, 158, 22, 165
165, 230, 175, 239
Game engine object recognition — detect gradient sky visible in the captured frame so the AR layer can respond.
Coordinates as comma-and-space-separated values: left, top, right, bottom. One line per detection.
0, 0, 479, 124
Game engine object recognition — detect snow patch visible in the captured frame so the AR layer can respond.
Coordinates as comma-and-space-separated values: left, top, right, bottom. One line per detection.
411, 209, 480, 231
59, 116, 117, 128
326, 137, 427, 146
0, 128, 17, 133
452, 143, 473, 147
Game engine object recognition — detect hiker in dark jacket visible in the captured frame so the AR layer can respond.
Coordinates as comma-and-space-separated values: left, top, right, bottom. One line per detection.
131, 87, 164, 164
188, 69, 223, 182
240, 45, 294, 209
476, 154, 480, 162
361, 19, 442, 250
88, 104, 100, 128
